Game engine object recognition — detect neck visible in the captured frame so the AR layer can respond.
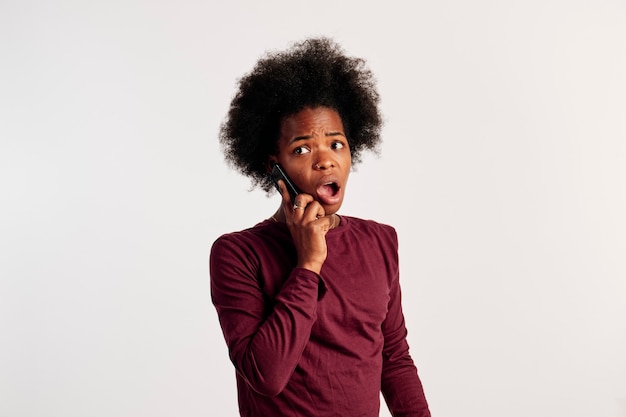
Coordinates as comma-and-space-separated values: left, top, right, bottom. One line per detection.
269, 207, 340, 229
270, 208, 285, 223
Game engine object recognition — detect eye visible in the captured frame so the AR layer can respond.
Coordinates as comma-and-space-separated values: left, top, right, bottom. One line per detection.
331, 141, 345, 150
294, 146, 310, 155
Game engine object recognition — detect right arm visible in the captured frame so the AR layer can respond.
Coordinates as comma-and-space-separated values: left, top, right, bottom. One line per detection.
210, 236, 325, 397
210, 181, 333, 396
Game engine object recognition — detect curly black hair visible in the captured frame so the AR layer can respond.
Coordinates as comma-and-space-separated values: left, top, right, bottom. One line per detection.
219, 37, 383, 193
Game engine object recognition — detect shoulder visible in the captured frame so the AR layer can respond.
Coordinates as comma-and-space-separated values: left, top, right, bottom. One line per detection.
211, 220, 284, 259
337, 216, 399, 252
336, 216, 400, 274
341, 216, 398, 240
211, 220, 290, 257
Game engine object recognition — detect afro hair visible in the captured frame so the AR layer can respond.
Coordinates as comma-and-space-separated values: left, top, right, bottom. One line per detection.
219, 37, 383, 193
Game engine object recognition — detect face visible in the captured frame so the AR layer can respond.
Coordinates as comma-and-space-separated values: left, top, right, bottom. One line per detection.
269, 106, 351, 215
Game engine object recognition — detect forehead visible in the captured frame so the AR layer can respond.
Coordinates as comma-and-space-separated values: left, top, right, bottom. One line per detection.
279, 107, 344, 136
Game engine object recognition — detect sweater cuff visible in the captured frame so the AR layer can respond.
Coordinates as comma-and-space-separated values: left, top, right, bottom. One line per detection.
292, 267, 327, 300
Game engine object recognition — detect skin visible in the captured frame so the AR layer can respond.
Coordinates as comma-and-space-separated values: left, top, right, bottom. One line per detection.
268, 106, 352, 274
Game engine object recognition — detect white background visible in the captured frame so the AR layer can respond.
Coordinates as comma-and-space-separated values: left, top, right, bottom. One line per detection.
1, 1, 625, 416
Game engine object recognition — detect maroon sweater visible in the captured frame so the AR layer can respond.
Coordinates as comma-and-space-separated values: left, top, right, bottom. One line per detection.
210, 216, 430, 417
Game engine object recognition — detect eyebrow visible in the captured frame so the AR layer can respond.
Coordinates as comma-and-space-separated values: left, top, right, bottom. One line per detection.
290, 131, 346, 143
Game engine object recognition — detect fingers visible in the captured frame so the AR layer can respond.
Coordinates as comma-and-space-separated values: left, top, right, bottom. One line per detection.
291, 194, 320, 221
276, 180, 308, 210
276, 182, 333, 274
277, 180, 333, 230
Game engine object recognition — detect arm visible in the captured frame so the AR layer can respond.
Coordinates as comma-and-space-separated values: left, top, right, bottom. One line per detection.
380, 233, 431, 416
210, 236, 324, 397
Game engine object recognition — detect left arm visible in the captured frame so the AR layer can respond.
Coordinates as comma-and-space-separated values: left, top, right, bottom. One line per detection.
380, 232, 431, 416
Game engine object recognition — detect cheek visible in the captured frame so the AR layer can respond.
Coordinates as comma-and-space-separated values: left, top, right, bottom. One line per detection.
290, 166, 310, 183
344, 155, 352, 170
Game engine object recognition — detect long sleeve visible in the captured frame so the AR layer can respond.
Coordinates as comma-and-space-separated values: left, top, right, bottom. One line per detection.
210, 234, 324, 397
210, 217, 429, 417
380, 234, 431, 417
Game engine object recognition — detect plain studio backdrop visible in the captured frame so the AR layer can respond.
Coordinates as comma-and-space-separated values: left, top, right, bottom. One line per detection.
1, 1, 625, 416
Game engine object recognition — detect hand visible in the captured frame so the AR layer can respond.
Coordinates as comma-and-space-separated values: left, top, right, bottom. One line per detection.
277, 180, 335, 274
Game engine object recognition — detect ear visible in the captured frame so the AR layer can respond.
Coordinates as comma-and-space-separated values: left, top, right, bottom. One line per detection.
266, 156, 278, 173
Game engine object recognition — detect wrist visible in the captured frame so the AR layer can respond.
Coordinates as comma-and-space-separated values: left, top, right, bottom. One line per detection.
296, 261, 323, 275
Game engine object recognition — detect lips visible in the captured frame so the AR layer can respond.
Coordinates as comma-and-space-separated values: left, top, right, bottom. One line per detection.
315, 175, 342, 206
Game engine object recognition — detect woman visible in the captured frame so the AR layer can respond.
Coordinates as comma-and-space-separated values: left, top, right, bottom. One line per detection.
210, 37, 431, 417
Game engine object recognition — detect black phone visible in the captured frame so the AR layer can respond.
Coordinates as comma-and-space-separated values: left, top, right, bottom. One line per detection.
270, 164, 301, 202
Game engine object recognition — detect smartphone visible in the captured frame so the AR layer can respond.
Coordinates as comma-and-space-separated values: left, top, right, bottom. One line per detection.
270, 164, 301, 202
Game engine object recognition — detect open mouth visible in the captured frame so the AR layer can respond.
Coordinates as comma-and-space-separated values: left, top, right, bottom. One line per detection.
321, 182, 339, 196
316, 181, 341, 205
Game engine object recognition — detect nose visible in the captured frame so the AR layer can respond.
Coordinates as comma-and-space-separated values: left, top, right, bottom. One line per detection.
313, 157, 334, 170
313, 146, 335, 171
313, 143, 338, 170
